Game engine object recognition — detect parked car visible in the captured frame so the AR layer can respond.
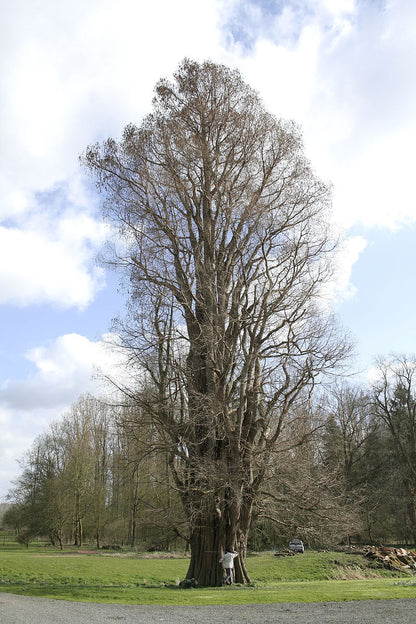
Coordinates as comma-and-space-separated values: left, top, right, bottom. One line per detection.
288, 538, 305, 553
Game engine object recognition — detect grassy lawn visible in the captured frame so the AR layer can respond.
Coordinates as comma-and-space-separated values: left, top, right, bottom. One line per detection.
1, 533, 416, 604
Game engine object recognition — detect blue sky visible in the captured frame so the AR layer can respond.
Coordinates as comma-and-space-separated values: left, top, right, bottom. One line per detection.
1, 0, 416, 498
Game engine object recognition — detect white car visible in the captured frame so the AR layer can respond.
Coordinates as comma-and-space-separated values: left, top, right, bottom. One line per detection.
289, 539, 305, 553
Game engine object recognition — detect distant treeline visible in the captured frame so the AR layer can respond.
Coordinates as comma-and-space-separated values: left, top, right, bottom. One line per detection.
4, 355, 416, 550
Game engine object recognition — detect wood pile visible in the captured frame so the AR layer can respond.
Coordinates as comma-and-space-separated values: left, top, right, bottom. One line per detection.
274, 550, 296, 557
364, 546, 416, 573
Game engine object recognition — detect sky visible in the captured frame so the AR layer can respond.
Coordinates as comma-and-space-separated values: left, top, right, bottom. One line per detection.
1, 0, 416, 499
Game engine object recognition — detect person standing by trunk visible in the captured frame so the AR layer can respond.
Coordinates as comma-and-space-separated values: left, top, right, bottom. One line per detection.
220, 548, 238, 585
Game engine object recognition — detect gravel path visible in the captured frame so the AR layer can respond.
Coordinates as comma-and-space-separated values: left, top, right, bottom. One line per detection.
1, 594, 416, 624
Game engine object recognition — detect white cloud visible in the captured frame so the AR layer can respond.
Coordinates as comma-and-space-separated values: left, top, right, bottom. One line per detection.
303, 0, 416, 229
314, 234, 367, 308
0, 0, 224, 310
0, 0, 223, 203
224, 1, 416, 231
239, 25, 321, 121
331, 123, 416, 230
0, 203, 108, 308
332, 235, 368, 301
0, 332, 127, 410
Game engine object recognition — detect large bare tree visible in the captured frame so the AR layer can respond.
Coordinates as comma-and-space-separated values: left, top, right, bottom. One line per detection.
83, 59, 350, 585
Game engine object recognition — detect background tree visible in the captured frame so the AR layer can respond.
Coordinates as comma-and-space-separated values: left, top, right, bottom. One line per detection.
5, 396, 115, 548
110, 404, 185, 550
320, 382, 380, 543
7, 379, 413, 550
5, 430, 73, 548
4, 442, 49, 543
83, 59, 350, 585
359, 424, 403, 544
255, 393, 361, 548
372, 355, 416, 544
322, 384, 372, 488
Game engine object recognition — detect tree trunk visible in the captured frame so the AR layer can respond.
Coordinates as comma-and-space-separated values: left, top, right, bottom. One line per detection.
185, 502, 252, 586
74, 513, 83, 547
186, 520, 224, 586
405, 488, 416, 546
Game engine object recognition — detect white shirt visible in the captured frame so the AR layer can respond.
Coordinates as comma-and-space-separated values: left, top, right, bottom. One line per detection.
220, 551, 238, 568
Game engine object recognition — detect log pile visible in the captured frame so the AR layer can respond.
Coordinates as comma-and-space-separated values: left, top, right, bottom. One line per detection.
364, 546, 416, 573
273, 549, 296, 557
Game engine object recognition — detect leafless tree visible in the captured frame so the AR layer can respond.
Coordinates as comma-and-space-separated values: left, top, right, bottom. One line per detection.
372, 355, 416, 544
257, 392, 362, 548
83, 59, 351, 585
323, 383, 374, 488
111, 405, 186, 550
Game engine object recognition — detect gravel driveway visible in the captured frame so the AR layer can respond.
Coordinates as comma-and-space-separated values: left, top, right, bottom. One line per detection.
1, 594, 416, 624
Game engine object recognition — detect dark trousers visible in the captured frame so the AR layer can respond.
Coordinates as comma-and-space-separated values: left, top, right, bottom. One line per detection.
223, 567, 234, 584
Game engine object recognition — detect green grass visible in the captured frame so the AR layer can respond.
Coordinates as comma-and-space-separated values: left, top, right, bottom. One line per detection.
0, 533, 416, 605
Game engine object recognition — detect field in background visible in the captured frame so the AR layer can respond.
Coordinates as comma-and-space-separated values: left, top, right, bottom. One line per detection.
1, 532, 416, 605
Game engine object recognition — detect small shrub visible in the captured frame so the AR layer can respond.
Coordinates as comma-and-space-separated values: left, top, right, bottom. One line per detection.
179, 577, 198, 588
